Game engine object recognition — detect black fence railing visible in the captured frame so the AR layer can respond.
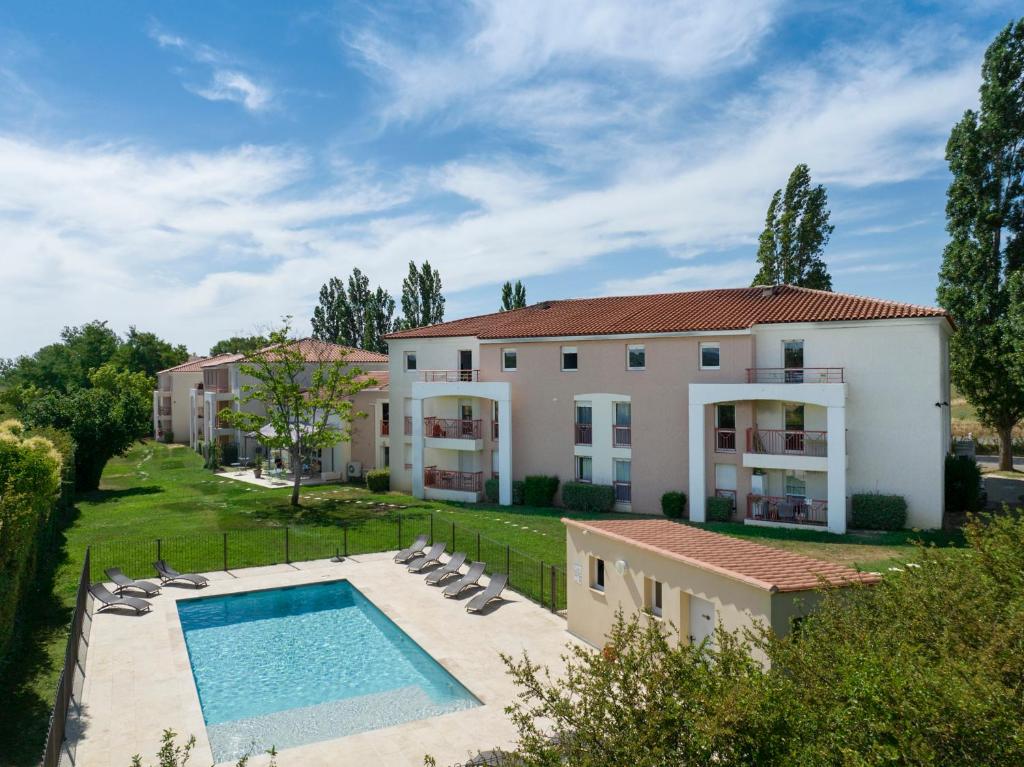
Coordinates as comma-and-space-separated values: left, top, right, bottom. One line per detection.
87, 513, 567, 613
42, 548, 92, 767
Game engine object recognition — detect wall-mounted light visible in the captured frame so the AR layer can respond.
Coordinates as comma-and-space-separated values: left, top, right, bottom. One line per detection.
614, 559, 627, 575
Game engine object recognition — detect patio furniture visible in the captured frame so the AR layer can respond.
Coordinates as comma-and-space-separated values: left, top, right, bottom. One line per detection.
466, 574, 508, 614
153, 560, 209, 588
394, 534, 429, 563
407, 542, 446, 573
89, 583, 152, 614
442, 562, 486, 598
104, 567, 161, 597
425, 552, 467, 585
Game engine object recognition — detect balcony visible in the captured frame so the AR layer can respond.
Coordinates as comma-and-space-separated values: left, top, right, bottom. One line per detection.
613, 481, 632, 504
613, 425, 631, 448
746, 494, 827, 527
715, 428, 736, 452
424, 466, 482, 492
747, 428, 827, 457
746, 367, 843, 384
421, 369, 480, 383
575, 423, 592, 446
424, 417, 482, 440
380, 420, 390, 437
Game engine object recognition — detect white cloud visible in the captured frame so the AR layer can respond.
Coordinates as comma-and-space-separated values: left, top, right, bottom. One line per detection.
190, 70, 272, 112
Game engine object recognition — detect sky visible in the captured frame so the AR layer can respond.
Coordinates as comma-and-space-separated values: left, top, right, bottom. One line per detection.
0, 1, 1017, 358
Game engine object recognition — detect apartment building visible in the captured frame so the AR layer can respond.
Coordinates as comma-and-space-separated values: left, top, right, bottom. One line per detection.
385, 285, 952, 533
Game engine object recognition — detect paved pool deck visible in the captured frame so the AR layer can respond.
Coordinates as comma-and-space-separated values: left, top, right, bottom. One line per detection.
73, 553, 578, 767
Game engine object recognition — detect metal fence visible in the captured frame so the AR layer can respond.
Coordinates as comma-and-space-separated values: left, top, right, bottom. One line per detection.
41, 548, 92, 767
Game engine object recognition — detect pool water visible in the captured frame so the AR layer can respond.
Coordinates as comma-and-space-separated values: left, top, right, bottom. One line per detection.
177, 580, 480, 762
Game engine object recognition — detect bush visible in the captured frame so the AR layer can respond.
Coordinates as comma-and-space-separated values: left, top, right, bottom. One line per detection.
661, 491, 688, 519
365, 468, 389, 493
524, 475, 559, 506
484, 477, 499, 503
851, 493, 908, 530
221, 441, 238, 466
562, 482, 615, 512
512, 480, 525, 505
946, 454, 983, 512
705, 496, 733, 522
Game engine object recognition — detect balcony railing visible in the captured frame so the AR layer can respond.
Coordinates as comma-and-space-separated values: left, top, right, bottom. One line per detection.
715, 428, 735, 452
424, 467, 482, 492
746, 367, 844, 384
404, 416, 412, 436
575, 423, 592, 445
747, 494, 827, 526
424, 417, 482, 439
613, 481, 632, 503
158, 405, 172, 416
747, 428, 827, 456
613, 425, 632, 447
421, 369, 480, 382
380, 420, 390, 436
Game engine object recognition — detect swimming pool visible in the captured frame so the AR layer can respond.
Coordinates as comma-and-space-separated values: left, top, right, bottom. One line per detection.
177, 580, 480, 762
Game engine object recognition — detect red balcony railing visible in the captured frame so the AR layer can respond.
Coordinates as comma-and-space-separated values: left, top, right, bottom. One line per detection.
715, 428, 735, 452
747, 428, 827, 456
380, 420, 390, 436
746, 368, 843, 384
404, 416, 412, 435
613, 425, 632, 447
424, 467, 482, 492
575, 423, 593, 445
424, 417, 482, 439
747, 494, 827, 526
613, 481, 632, 503
421, 369, 480, 382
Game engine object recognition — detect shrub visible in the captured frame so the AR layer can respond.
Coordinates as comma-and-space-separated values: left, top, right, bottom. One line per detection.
221, 441, 238, 466
524, 475, 559, 506
485, 477, 499, 503
705, 496, 733, 522
562, 482, 615, 512
946, 454, 983, 512
512, 480, 525, 505
365, 468, 389, 493
851, 493, 908, 530
661, 491, 688, 519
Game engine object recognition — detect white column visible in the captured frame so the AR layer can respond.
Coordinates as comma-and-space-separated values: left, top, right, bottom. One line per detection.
411, 397, 425, 499
498, 397, 512, 505
826, 405, 847, 534
688, 402, 706, 522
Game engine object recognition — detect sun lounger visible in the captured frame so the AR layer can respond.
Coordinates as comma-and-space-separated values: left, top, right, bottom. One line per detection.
442, 561, 486, 598
466, 574, 508, 614
394, 534, 429, 563
90, 583, 152, 614
153, 560, 209, 587
425, 552, 466, 585
105, 567, 161, 597
407, 542, 446, 573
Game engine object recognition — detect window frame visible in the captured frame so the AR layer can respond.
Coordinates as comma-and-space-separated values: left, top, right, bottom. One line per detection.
575, 455, 593, 483
699, 342, 721, 370
626, 344, 646, 371
502, 348, 518, 372
591, 556, 605, 592
645, 577, 663, 618
404, 351, 417, 371
561, 345, 578, 371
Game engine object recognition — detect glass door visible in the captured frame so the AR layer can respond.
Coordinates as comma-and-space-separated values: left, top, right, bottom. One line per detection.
783, 340, 804, 382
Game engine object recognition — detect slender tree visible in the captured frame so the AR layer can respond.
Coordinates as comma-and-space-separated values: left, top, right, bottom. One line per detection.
938, 19, 1024, 471
399, 260, 445, 329
361, 287, 396, 354
312, 268, 394, 350
751, 164, 834, 290
311, 276, 352, 345
500, 280, 527, 311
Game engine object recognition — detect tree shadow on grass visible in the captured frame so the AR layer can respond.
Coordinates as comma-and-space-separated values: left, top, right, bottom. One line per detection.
75, 486, 163, 504
249, 498, 428, 528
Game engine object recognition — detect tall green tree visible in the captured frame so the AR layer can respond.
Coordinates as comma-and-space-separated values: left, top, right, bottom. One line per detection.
208, 335, 268, 357
2, 320, 121, 392
500, 280, 527, 311
398, 260, 445, 329
311, 268, 394, 351
361, 287, 396, 354
938, 19, 1024, 471
113, 326, 188, 380
751, 164, 834, 290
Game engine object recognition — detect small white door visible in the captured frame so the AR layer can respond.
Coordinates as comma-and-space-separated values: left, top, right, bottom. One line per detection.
714, 464, 737, 493
689, 595, 716, 647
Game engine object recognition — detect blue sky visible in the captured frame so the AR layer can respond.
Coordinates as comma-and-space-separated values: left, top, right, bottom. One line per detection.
0, 1, 1016, 357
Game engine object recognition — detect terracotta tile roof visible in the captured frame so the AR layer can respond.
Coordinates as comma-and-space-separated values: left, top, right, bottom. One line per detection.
199, 353, 244, 367
245, 338, 389, 364
386, 285, 949, 340
157, 353, 239, 374
564, 518, 881, 593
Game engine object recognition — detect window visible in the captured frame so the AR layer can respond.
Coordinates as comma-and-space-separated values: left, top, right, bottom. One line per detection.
785, 471, 807, 498
502, 348, 517, 371
614, 459, 631, 503
627, 344, 646, 370
492, 401, 500, 440
784, 403, 804, 430
491, 449, 499, 480
645, 578, 663, 618
783, 340, 804, 382
404, 351, 417, 371
613, 402, 631, 447
591, 556, 605, 592
561, 346, 578, 371
715, 404, 736, 451
576, 455, 593, 483
383, 446, 390, 468
575, 403, 593, 445
699, 342, 720, 370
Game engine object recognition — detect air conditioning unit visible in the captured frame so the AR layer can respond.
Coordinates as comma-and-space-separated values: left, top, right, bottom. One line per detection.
347, 461, 362, 479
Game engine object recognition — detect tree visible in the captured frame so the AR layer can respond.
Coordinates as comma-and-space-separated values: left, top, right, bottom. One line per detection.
208, 335, 268, 356
311, 276, 350, 345
751, 164, 834, 290
311, 269, 394, 351
220, 321, 376, 506
500, 280, 527, 311
2, 320, 121, 392
398, 260, 445, 329
113, 326, 188, 380
361, 287, 396, 354
939, 19, 1024, 471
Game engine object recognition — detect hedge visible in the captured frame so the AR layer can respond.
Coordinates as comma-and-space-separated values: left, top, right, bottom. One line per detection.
365, 468, 390, 493
524, 475, 559, 507
485, 477, 499, 503
562, 482, 615, 512
512, 480, 525, 505
661, 491, 687, 519
706, 496, 734, 522
851, 493, 907, 530
945, 454, 983, 512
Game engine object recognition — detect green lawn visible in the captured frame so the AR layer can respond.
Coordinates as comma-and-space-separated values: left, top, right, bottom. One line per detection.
0, 441, 965, 766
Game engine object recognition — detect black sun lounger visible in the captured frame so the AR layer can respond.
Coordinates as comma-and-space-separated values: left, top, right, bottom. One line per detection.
442, 561, 486, 598
465, 574, 509, 614
90, 583, 152, 614
105, 567, 161, 596
425, 552, 466, 585
394, 534, 429, 563
407, 542, 446, 573
153, 560, 209, 588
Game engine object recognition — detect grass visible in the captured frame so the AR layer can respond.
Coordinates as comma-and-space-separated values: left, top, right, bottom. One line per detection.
0, 440, 967, 765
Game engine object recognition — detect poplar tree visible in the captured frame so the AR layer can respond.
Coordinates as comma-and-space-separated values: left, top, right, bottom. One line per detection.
311, 268, 394, 352
398, 260, 445, 329
500, 280, 527, 311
